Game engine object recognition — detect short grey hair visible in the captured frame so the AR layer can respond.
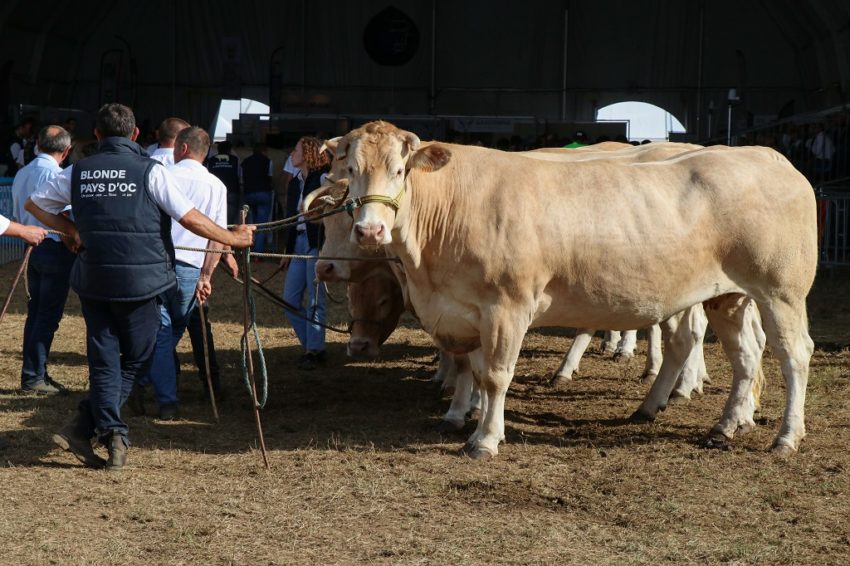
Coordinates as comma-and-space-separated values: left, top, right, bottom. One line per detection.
175, 126, 211, 158
37, 126, 71, 154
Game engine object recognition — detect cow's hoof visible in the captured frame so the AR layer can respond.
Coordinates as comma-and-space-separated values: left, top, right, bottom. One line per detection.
771, 443, 796, 460
613, 352, 634, 362
628, 409, 656, 424
549, 373, 572, 388
459, 445, 494, 460
437, 420, 463, 434
468, 448, 494, 461
701, 374, 712, 385
639, 372, 657, 386
704, 431, 733, 451
466, 408, 481, 421
737, 421, 756, 435
667, 391, 691, 405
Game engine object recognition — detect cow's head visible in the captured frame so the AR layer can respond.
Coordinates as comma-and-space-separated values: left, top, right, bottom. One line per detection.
334, 121, 451, 246
302, 181, 386, 283
346, 268, 406, 359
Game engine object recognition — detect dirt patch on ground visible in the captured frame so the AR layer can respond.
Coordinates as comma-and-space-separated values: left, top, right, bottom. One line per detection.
0, 261, 848, 564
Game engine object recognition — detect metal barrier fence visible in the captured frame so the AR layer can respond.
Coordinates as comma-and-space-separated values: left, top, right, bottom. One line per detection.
0, 177, 25, 265
816, 186, 850, 267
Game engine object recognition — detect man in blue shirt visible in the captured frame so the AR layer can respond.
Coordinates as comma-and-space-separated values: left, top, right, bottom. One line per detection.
11, 125, 74, 394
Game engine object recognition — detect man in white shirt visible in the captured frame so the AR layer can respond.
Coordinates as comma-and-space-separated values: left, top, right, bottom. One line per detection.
138, 126, 233, 419
148, 117, 190, 166
11, 125, 74, 394
26, 103, 254, 471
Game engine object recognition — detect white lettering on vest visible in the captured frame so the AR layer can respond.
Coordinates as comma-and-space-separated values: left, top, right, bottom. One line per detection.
80, 169, 128, 180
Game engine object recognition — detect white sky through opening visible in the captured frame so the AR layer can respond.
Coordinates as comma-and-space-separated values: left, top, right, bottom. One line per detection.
597, 101, 685, 141
211, 98, 270, 141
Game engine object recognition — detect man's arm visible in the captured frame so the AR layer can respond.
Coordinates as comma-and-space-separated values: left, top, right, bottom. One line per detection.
2, 220, 48, 246
24, 198, 80, 250
178, 208, 254, 249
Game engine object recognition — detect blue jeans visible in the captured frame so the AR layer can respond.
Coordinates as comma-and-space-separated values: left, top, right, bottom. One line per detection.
77, 297, 160, 444
283, 231, 326, 352
141, 262, 200, 406
244, 191, 273, 253
21, 240, 75, 387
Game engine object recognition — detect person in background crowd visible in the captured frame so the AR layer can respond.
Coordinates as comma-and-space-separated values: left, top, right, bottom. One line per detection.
11, 125, 74, 394
133, 126, 233, 419
148, 117, 190, 166
563, 131, 588, 148
25, 103, 254, 471
205, 140, 241, 224
241, 143, 274, 254
5, 119, 36, 175
280, 136, 329, 370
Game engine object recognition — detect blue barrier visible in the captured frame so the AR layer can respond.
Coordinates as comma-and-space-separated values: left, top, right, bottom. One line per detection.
0, 176, 25, 265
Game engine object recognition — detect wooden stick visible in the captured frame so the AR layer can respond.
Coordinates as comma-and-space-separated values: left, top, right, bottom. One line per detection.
195, 293, 219, 422
0, 246, 33, 326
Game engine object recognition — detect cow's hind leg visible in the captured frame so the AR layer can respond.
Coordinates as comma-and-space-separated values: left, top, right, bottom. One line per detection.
757, 298, 814, 457
703, 294, 764, 449
550, 329, 594, 387
631, 310, 700, 421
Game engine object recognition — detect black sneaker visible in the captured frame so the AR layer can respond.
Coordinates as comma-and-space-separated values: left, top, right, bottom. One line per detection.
105, 431, 128, 472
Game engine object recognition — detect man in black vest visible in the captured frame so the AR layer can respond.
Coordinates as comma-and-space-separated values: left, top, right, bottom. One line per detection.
26, 103, 254, 471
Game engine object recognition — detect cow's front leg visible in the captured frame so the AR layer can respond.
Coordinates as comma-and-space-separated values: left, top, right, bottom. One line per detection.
613, 329, 638, 360
641, 324, 662, 384
550, 329, 594, 386
438, 354, 473, 432
669, 306, 709, 402
631, 309, 699, 420
460, 309, 526, 460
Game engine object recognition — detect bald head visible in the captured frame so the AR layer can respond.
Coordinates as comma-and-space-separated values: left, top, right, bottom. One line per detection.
174, 126, 211, 164
157, 117, 190, 148
37, 125, 71, 158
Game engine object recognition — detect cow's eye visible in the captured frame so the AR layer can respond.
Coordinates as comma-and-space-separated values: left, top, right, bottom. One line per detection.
347, 166, 354, 174
396, 168, 404, 177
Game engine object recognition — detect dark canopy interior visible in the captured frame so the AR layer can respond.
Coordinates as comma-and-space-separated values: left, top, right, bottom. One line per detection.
2, 0, 849, 139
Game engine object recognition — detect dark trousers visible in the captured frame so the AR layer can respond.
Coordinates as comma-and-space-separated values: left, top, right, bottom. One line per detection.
76, 297, 160, 444
186, 301, 222, 392
20, 240, 75, 387
243, 191, 273, 252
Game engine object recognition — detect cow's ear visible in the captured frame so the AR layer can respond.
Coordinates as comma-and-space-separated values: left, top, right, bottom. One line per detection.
334, 137, 350, 161
407, 144, 451, 173
321, 136, 343, 158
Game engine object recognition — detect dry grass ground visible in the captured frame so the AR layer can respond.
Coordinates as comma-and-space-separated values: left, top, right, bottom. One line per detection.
0, 260, 849, 565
